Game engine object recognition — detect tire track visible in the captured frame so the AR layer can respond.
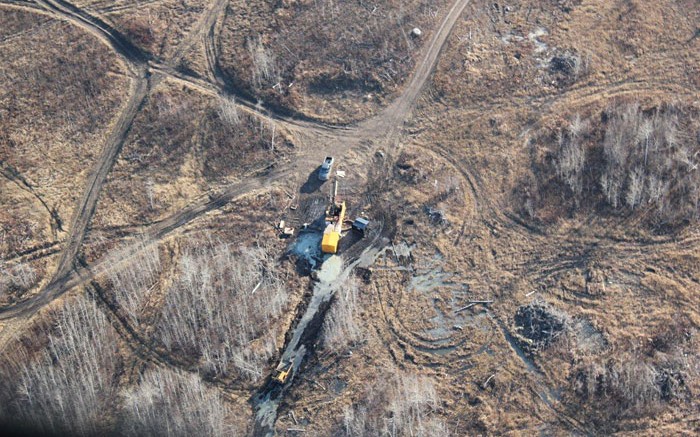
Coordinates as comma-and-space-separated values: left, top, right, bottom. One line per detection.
35, 0, 148, 72
47, 75, 149, 293
352, 0, 472, 152
0, 160, 64, 236
0, 0, 474, 334
0, 168, 289, 320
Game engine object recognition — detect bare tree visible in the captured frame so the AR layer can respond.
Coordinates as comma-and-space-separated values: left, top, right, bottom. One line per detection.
156, 237, 286, 380
625, 167, 645, 209
340, 370, 447, 437
8, 297, 119, 435
247, 36, 279, 89
386, 374, 443, 437
121, 367, 234, 437
541, 102, 700, 223
323, 277, 362, 351
218, 97, 240, 129
556, 114, 587, 198
108, 239, 161, 325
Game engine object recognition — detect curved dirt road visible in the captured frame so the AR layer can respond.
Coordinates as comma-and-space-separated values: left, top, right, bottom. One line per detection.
49, 75, 149, 290
0, 0, 472, 323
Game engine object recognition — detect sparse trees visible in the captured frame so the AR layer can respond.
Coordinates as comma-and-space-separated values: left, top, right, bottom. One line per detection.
247, 36, 279, 90
108, 239, 161, 324
322, 277, 362, 351
121, 368, 234, 437
385, 374, 444, 437
156, 238, 286, 380
340, 371, 447, 437
218, 97, 240, 129
555, 114, 588, 198
599, 103, 698, 220
6, 297, 120, 435
571, 350, 688, 419
567, 319, 698, 427
543, 102, 700, 225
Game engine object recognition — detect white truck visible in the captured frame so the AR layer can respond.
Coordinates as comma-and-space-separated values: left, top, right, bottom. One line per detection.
318, 156, 334, 181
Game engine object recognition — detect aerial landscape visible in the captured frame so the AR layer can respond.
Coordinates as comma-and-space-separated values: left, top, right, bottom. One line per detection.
0, 0, 699, 435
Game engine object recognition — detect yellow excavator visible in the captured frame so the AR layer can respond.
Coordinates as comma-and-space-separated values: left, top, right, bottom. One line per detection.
321, 179, 346, 254
272, 361, 293, 384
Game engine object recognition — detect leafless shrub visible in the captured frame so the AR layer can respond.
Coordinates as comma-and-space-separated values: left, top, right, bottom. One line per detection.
0, 260, 37, 296
386, 374, 444, 437
108, 240, 161, 325
340, 370, 447, 437
218, 97, 240, 128
568, 326, 698, 427
572, 353, 662, 417
247, 36, 279, 89
156, 237, 286, 380
4, 297, 119, 435
121, 368, 234, 437
537, 103, 700, 226
322, 277, 362, 351
555, 114, 588, 198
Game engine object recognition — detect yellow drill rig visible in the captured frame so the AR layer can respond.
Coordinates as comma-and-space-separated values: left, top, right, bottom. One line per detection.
321, 180, 346, 254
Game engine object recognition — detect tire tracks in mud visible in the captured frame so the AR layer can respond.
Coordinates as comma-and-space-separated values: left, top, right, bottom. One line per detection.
0, 160, 64, 237
0, 167, 290, 321
48, 76, 149, 294
373, 270, 498, 363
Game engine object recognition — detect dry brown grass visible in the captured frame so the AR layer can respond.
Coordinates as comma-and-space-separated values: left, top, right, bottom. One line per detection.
1, 0, 699, 435
218, 0, 451, 123
82, 0, 207, 59
89, 79, 292, 231
0, 12, 128, 301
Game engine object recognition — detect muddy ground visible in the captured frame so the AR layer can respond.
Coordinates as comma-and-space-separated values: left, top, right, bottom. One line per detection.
1, 0, 699, 435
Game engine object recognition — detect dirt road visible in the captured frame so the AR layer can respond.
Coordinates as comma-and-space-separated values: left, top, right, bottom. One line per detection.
0, 0, 233, 319
0, 0, 471, 323
48, 75, 149, 290
0, 167, 290, 320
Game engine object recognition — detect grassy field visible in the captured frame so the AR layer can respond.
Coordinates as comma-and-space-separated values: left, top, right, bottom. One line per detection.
0, 0, 698, 435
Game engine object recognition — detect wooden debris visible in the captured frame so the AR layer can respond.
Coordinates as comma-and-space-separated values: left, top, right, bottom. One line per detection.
456, 300, 494, 313
304, 377, 326, 391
